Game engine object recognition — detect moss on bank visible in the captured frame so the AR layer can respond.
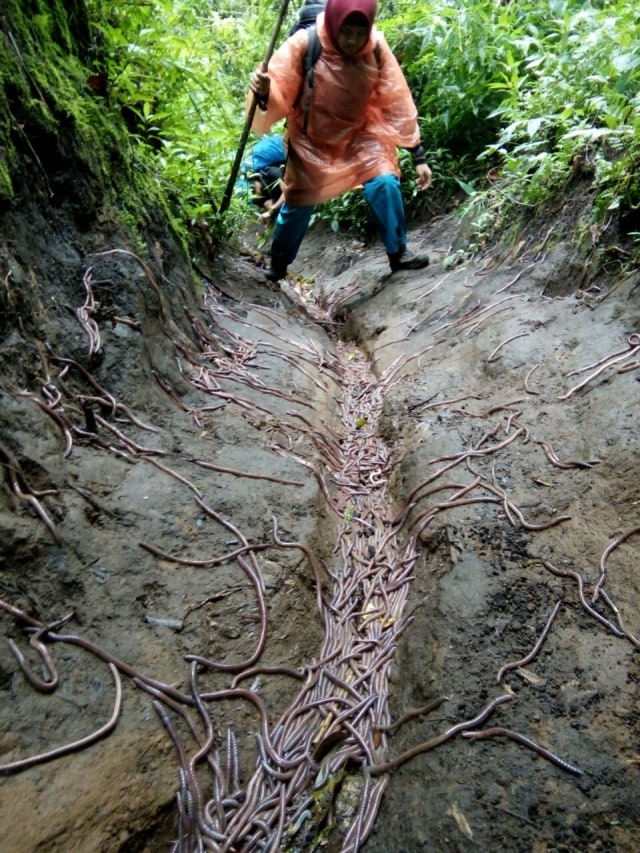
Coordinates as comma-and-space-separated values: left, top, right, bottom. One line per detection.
0, 0, 183, 246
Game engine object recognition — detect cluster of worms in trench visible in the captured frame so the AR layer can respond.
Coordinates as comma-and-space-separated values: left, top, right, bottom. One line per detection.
1, 250, 639, 852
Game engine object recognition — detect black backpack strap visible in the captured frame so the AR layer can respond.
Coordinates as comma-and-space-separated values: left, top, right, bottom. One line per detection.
292, 25, 322, 135
294, 30, 380, 136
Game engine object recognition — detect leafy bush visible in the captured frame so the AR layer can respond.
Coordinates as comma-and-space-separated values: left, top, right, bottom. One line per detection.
84, 0, 640, 260
87, 0, 278, 243
476, 2, 640, 239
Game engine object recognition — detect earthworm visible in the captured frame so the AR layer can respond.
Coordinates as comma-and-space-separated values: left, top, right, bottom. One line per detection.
495, 263, 536, 294
392, 458, 471, 525
139, 457, 202, 495
617, 359, 640, 373
524, 363, 541, 394
150, 368, 190, 411
504, 497, 570, 532
230, 665, 306, 689
152, 700, 191, 782
95, 247, 167, 321
558, 334, 640, 399
541, 559, 624, 638
49, 353, 118, 414
375, 696, 450, 733
226, 729, 241, 797
0, 440, 60, 498
76, 267, 101, 358
271, 445, 342, 516
409, 392, 484, 413
536, 438, 596, 470
566, 333, 640, 376
94, 413, 166, 455
429, 426, 524, 464
487, 331, 529, 362
343, 776, 388, 852
5, 385, 75, 457
154, 698, 222, 846
191, 382, 275, 417
284, 409, 345, 461
132, 678, 212, 758
496, 599, 562, 683
0, 663, 121, 775
366, 694, 512, 776
184, 555, 267, 673
462, 726, 583, 776
464, 304, 516, 337
208, 363, 315, 410
32, 626, 194, 704
270, 516, 328, 620
411, 495, 502, 538
185, 456, 305, 487
310, 696, 378, 763
592, 525, 640, 603
479, 478, 571, 531
379, 344, 439, 388
0, 449, 63, 543
139, 539, 273, 568
188, 662, 217, 769
459, 294, 521, 328
407, 271, 450, 304
256, 735, 300, 782
456, 398, 526, 418
196, 686, 298, 773
8, 636, 59, 693
259, 345, 336, 392
192, 494, 254, 551
0, 597, 47, 630
598, 591, 640, 649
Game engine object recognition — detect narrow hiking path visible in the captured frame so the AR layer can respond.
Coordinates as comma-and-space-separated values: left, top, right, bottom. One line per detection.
1, 210, 639, 852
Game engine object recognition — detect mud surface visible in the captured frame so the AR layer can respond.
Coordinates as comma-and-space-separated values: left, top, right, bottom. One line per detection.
0, 205, 639, 852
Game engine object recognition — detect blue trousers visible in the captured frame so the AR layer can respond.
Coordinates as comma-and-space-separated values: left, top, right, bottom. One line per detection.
270, 173, 407, 271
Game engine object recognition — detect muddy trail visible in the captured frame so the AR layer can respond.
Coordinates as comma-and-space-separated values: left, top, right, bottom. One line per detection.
0, 207, 639, 853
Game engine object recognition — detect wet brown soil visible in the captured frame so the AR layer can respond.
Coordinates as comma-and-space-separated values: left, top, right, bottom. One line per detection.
0, 199, 639, 852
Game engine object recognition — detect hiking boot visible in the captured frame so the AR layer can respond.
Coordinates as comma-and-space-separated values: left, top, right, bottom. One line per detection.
388, 247, 430, 273
264, 263, 287, 284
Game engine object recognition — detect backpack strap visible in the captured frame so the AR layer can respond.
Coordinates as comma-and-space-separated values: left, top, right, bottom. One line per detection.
293, 25, 322, 136
294, 27, 381, 136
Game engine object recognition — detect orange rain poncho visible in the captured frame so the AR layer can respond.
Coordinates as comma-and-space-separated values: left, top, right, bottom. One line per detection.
250, 12, 421, 207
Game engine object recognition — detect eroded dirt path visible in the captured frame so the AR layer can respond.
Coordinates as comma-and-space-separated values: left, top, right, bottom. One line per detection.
0, 214, 638, 852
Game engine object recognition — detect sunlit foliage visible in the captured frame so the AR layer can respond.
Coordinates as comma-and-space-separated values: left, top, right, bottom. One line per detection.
85, 0, 640, 254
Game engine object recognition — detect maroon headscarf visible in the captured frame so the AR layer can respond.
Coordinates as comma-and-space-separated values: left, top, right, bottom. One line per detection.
324, 0, 378, 51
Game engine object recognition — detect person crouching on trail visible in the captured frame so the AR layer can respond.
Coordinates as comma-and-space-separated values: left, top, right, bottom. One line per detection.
248, 0, 432, 284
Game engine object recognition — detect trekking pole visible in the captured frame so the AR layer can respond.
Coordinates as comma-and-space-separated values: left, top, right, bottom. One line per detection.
219, 0, 292, 215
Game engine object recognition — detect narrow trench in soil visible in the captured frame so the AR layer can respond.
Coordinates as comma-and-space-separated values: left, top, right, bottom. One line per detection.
3, 240, 639, 852
175, 335, 424, 851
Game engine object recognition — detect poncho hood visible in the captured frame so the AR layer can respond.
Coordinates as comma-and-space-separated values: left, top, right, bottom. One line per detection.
324, 0, 377, 51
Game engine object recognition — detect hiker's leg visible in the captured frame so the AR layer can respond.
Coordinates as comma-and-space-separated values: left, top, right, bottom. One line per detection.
363, 174, 429, 272
270, 202, 315, 276
363, 173, 406, 255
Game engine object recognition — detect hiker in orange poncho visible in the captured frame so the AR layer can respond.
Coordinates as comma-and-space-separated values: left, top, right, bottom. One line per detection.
249, 0, 432, 283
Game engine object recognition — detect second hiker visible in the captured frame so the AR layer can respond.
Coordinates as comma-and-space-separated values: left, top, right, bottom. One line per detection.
249, 0, 432, 283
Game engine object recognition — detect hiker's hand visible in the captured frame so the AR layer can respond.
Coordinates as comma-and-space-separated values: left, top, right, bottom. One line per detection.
415, 163, 432, 191
250, 69, 271, 99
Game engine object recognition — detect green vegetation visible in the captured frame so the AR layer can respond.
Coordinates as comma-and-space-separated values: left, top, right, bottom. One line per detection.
0, 0, 185, 249
3, 0, 639, 264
